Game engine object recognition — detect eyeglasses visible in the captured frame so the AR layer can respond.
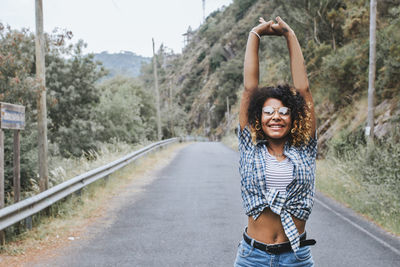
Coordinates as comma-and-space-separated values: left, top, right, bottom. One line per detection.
262, 106, 291, 118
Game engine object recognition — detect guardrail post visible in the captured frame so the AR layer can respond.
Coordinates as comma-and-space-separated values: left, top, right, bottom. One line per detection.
76, 189, 82, 197
25, 216, 32, 230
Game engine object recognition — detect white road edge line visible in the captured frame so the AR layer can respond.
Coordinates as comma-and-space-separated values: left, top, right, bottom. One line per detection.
315, 198, 400, 256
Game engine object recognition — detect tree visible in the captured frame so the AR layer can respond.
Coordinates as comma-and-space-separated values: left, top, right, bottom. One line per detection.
94, 76, 156, 144
0, 25, 107, 195
46, 40, 107, 156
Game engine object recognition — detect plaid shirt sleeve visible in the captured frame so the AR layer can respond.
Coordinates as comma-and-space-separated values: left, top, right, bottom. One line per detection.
303, 130, 318, 159
238, 124, 254, 153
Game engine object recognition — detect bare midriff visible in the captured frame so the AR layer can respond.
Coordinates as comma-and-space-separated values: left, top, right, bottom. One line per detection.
247, 207, 306, 244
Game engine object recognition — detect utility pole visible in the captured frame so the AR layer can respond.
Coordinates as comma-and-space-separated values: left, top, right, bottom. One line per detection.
202, 0, 206, 22
226, 97, 230, 125
366, 0, 377, 146
35, 0, 48, 191
152, 38, 162, 140
169, 81, 174, 136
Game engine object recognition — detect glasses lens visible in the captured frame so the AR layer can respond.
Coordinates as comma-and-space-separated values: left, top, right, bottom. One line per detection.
263, 106, 274, 115
278, 107, 290, 116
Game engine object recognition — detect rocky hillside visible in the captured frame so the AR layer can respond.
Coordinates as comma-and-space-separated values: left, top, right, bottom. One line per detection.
141, 0, 400, 153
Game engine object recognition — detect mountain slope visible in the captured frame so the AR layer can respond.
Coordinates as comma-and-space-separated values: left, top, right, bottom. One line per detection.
142, 0, 399, 148
94, 51, 151, 78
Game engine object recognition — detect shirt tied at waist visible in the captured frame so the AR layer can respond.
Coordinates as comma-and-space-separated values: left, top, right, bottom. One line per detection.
248, 188, 309, 252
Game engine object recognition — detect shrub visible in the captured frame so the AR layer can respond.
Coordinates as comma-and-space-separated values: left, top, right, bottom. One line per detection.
319, 42, 368, 107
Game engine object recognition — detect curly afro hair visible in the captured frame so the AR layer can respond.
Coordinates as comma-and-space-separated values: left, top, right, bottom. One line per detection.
247, 84, 312, 147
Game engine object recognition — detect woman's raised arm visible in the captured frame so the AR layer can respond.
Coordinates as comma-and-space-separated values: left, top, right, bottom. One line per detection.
240, 18, 275, 130
272, 17, 316, 137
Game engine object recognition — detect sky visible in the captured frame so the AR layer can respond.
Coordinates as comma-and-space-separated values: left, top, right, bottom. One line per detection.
0, 0, 233, 57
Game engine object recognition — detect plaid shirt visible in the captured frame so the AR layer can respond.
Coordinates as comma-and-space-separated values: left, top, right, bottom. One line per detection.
238, 125, 317, 252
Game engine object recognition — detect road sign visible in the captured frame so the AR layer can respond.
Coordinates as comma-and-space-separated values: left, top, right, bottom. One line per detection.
0, 102, 25, 130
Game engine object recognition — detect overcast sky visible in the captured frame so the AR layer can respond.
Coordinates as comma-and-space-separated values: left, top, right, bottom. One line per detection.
0, 0, 232, 57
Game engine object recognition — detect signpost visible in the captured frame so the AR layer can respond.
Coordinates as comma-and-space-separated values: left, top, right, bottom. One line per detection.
0, 102, 25, 245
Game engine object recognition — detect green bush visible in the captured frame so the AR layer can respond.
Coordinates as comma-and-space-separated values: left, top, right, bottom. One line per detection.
197, 51, 206, 63
231, 0, 257, 21
327, 125, 366, 158
376, 6, 400, 100
94, 76, 156, 144
209, 44, 227, 72
319, 42, 368, 107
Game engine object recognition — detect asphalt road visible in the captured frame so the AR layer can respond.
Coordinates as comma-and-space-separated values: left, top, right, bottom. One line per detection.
33, 142, 400, 267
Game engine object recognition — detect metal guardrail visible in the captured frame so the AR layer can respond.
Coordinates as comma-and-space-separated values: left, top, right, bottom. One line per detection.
0, 138, 179, 231
179, 136, 209, 142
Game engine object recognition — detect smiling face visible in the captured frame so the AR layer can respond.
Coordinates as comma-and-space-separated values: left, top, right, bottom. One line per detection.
261, 98, 292, 141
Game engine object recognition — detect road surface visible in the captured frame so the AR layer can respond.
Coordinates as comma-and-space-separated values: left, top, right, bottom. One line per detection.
32, 142, 400, 267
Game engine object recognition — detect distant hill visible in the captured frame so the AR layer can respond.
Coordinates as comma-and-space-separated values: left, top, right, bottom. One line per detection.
93, 51, 151, 78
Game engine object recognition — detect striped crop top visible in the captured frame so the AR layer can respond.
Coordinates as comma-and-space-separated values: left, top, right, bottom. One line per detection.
264, 149, 294, 192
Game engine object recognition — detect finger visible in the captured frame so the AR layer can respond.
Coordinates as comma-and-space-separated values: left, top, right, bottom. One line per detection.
271, 23, 280, 33
271, 23, 280, 29
264, 20, 274, 26
259, 17, 273, 25
276, 16, 285, 25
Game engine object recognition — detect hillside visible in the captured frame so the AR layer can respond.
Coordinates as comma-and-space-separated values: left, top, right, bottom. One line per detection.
94, 51, 151, 78
141, 0, 400, 150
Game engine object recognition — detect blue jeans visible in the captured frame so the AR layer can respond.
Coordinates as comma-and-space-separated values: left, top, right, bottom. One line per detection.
234, 232, 314, 267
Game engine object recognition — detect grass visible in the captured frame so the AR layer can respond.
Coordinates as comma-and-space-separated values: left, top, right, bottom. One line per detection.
21, 141, 148, 198
221, 132, 238, 151
0, 141, 189, 265
316, 157, 400, 236
11, 141, 147, 201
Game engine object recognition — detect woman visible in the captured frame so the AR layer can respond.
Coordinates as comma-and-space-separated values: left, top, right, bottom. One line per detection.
234, 16, 317, 266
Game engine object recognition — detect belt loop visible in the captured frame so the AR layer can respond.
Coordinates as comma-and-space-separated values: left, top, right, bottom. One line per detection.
250, 238, 255, 247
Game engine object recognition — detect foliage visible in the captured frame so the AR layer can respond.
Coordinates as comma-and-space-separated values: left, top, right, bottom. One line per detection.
327, 125, 366, 158
209, 44, 227, 72
210, 57, 243, 128
279, 0, 346, 48
0, 24, 109, 196
319, 42, 369, 107
95, 76, 156, 143
320, 123, 400, 234
376, 6, 400, 100
199, 16, 223, 47
0, 25, 41, 194
139, 44, 188, 138
341, 0, 370, 40
231, 0, 257, 21
47, 41, 108, 157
